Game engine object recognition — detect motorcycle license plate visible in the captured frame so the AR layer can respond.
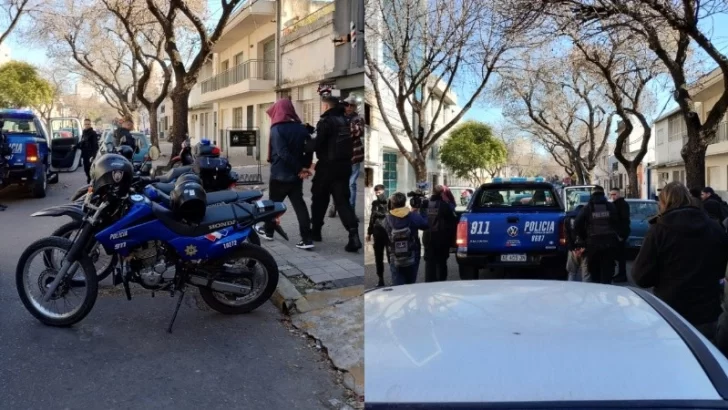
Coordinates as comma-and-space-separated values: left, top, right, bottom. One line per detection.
501, 254, 527, 262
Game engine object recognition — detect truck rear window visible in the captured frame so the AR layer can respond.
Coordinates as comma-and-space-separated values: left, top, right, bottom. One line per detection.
2, 119, 37, 133
474, 186, 560, 208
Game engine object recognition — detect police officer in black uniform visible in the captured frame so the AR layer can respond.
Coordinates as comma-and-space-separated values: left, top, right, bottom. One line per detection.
310, 95, 361, 252
574, 185, 620, 284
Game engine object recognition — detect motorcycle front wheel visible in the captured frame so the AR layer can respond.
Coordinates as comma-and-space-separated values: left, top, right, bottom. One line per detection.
197, 243, 278, 314
52, 221, 118, 281
16, 236, 98, 327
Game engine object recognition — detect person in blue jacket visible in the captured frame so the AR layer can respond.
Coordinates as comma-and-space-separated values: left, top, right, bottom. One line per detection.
382, 192, 429, 285
263, 98, 314, 249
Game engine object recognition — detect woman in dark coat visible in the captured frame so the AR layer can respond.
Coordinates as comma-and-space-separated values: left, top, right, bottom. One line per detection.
633, 182, 728, 342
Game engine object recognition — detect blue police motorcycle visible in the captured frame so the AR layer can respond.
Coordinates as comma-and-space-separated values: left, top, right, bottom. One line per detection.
16, 153, 287, 332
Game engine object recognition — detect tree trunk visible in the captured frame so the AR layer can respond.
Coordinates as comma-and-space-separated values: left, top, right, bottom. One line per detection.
168, 87, 191, 165
626, 164, 640, 198
682, 129, 708, 190
148, 108, 159, 148
413, 158, 428, 186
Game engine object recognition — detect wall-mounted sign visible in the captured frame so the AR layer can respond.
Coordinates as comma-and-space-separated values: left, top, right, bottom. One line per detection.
229, 130, 257, 147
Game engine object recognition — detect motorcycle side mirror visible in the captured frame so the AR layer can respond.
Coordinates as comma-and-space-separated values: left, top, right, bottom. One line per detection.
148, 145, 161, 161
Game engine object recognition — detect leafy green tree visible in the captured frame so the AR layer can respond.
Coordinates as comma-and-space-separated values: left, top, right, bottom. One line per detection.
0, 61, 53, 109
440, 121, 508, 186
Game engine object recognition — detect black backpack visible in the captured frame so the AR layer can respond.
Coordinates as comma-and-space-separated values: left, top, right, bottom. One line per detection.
384, 215, 415, 267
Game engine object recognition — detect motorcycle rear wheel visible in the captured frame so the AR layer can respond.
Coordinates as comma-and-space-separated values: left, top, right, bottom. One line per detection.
16, 237, 98, 327
52, 221, 118, 281
198, 243, 279, 314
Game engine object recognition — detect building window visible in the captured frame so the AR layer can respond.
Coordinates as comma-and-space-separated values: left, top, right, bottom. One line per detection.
233, 107, 243, 128
262, 39, 275, 80
234, 52, 244, 66
668, 115, 686, 142
680, 170, 685, 183
221, 60, 229, 71
383, 152, 398, 197
302, 102, 315, 125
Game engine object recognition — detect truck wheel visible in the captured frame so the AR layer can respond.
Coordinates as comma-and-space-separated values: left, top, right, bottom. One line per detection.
31, 166, 47, 198
458, 265, 479, 280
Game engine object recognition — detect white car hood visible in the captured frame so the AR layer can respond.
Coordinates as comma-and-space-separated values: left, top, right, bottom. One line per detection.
365, 280, 724, 403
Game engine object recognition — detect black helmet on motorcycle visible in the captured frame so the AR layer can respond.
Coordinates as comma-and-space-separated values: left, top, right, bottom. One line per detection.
175, 173, 203, 187
170, 182, 207, 223
117, 145, 134, 161
91, 153, 134, 197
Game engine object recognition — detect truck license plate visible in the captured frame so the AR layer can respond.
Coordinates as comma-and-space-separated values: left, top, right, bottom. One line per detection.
501, 254, 527, 262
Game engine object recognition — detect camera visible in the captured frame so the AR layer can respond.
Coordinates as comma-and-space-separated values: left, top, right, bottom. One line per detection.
407, 181, 430, 208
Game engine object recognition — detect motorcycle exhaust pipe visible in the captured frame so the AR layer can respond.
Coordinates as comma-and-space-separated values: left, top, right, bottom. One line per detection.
188, 276, 251, 295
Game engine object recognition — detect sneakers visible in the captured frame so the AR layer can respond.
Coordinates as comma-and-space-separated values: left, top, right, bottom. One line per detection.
296, 240, 315, 250
255, 226, 275, 241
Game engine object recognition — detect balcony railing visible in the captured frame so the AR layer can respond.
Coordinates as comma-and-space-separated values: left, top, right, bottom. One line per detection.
200, 59, 275, 94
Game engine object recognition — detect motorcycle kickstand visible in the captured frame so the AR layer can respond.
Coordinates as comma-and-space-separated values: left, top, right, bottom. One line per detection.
167, 289, 185, 334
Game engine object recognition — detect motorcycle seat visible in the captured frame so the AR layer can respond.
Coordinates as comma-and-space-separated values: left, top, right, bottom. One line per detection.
206, 189, 264, 205
152, 201, 256, 237
152, 182, 262, 202
157, 166, 194, 183
154, 182, 176, 194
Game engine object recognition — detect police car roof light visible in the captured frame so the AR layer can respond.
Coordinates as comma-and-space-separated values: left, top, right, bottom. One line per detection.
490, 177, 547, 184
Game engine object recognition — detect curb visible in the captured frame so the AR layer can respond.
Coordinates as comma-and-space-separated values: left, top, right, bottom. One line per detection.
270, 273, 304, 315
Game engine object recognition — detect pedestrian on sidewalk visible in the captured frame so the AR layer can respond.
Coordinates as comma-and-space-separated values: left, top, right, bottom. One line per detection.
609, 188, 630, 283
423, 185, 458, 282
310, 95, 362, 253
382, 192, 429, 285
367, 184, 389, 287
328, 95, 364, 220
262, 98, 315, 249
78, 118, 99, 184
574, 185, 620, 285
633, 182, 728, 342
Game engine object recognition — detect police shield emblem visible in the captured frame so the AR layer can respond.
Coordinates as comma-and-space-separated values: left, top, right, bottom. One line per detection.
111, 170, 123, 183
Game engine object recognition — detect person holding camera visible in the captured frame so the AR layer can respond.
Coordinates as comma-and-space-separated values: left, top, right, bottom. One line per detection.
367, 184, 389, 287
382, 192, 429, 285
423, 185, 458, 282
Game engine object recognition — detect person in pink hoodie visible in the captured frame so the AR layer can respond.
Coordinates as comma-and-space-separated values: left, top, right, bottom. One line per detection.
262, 99, 315, 249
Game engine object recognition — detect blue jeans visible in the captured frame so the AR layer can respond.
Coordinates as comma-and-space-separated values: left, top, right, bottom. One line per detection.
390, 251, 421, 285
350, 162, 361, 209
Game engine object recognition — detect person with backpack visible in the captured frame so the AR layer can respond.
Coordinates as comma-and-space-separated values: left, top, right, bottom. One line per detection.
367, 184, 389, 287
261, 98, 315, 249
701, 187, 728, 226
310, 95, 361, 252
574, 185, 621, 284
423, 185, 458, 282
382, 192, 429, 285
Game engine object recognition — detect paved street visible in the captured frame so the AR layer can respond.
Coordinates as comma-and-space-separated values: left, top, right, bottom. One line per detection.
364, 242, 636, 288
0, 164, 353, 409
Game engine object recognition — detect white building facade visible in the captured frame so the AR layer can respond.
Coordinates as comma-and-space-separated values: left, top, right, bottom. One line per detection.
187, 0, 278, 163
